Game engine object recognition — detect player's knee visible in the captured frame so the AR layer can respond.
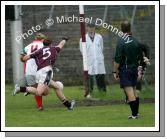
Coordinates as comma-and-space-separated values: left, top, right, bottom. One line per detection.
128, 95, 136, 101
55, 81, 64, 90
36, 87, 48, 96
35, 90, 42, 96
43, 91, 49, 96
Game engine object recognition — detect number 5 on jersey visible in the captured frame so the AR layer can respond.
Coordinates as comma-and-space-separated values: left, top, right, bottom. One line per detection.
43, 48, 51, 60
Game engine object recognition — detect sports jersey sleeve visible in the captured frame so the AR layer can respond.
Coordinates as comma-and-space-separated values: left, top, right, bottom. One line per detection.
138, 43, 150, 70
21, 47, 28, 55
139, 43, 150, 59
23, 48, 27, 54
21, 43, 31, 55
114, 40, 123, 64
54, 46, 61, 53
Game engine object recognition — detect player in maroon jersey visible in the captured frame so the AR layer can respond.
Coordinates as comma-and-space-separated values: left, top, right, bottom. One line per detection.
13, 37, 75, 110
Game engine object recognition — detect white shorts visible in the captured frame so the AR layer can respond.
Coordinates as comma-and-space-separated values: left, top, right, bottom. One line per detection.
36, 66, 53, 85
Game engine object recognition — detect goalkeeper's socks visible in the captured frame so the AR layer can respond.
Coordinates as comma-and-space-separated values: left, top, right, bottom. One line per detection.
62, 99, 71, 108
136, 97, 140, 114
129, 100, 138, 116
35, 96, 43, 108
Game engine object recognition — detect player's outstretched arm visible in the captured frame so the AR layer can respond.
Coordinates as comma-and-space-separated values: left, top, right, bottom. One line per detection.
57, 37, 69, 49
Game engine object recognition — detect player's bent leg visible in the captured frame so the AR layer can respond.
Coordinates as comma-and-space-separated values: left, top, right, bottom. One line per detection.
26, 86, 38, 95
49, 80, 75, 110
37, 83, 49, 96
49, 80, 65, 100
49, 80, 63, 90
12, 85, 39, 96
55, 88, 66, 101
25, 83, 48, 96
24, 84, 38, 96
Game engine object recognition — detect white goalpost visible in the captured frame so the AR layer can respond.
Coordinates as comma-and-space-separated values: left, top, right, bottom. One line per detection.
10, 5, 24, 84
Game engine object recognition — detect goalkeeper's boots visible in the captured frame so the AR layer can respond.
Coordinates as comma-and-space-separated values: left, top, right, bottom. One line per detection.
68, 100, 75, 110
12, 84, 20, 96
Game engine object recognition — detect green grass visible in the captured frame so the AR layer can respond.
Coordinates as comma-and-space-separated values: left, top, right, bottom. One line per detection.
6, 104, 155, 127
5, 84, 155, 127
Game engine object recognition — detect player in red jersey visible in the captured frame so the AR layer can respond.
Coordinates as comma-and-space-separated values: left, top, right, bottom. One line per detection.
21, 33, 45, 110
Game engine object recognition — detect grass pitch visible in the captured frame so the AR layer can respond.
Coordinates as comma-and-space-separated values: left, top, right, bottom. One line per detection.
5, 84, 155, 127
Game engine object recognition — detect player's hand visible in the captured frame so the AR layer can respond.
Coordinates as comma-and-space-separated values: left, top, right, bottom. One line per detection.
143, 57, 150, 66
62, 36, 69, 41
20, 53, 26, 56
137, 73, 143, 81
20, 54, 26, 62
22, 55, 30, 62
137, 66, 143, 81
113, 73, 119, 80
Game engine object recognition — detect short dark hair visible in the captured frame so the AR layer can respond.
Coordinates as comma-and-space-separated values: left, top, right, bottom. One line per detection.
87, 23, 96, 28
121, 21, 131, 33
